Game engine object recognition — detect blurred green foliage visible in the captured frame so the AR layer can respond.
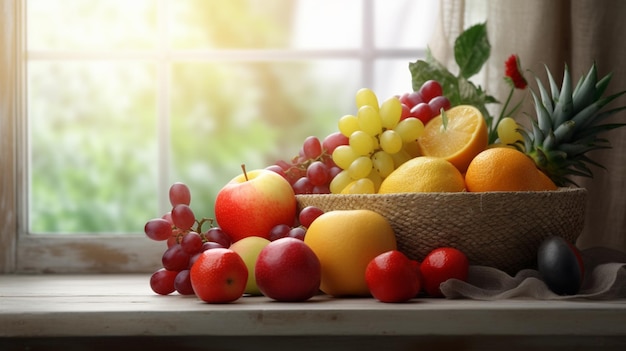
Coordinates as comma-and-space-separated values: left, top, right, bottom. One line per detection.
28, 0, 355, 233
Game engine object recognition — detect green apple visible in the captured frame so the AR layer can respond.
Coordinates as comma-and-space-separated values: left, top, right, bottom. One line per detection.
229, 236, 271, 295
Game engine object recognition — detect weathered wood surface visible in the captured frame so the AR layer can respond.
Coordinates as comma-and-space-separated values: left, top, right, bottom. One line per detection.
1, 274, 626, 351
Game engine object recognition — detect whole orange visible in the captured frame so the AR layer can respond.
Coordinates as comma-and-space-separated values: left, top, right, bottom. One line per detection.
304, 209, 397, 297
417, 105, 488, 173
465, 147, 557, 192
190, 248, 248, 303
420, 247, 469, 297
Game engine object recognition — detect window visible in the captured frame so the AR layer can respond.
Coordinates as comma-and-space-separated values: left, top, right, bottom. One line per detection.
0, 0, 438, 273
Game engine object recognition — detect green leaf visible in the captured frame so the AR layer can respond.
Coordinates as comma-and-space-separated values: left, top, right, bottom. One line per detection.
409, 56, 460, 104
454, 22, 490, 79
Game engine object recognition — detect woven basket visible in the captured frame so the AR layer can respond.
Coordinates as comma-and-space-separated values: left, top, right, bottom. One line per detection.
296, 187, 587, 274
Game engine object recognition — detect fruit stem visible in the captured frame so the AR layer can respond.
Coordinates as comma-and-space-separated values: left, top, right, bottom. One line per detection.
241, 164, 249, 181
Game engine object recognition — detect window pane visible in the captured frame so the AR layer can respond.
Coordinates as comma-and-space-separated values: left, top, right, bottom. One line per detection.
169, 60, 361, 220
374, 58, 423, 100
27, 0, 157, 51
168, 0, 361, 49
28, 61, 158, 233
374, 0, 438, 49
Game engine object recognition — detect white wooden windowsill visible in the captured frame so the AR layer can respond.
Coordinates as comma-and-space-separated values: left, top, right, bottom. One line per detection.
1, 274, 626, 350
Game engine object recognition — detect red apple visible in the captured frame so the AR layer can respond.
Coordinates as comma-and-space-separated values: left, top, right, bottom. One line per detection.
190, 248, 248, 303
365, 250, 421, 303
255, 237, 321, 302
214, 166, 296, 242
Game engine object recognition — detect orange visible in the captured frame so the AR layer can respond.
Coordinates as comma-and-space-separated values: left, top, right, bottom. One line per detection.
378, 156, 465, 193
417, 105, 488, 173
465, 147, 558, 192
303, 209, 397, 296
420, 247, 469, 297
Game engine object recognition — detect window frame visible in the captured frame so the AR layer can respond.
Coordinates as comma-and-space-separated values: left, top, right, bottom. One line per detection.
1, 0, 430, 273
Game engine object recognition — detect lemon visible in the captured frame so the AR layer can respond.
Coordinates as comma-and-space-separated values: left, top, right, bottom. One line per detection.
378, 156, 465, 193
303, 209, 397, 296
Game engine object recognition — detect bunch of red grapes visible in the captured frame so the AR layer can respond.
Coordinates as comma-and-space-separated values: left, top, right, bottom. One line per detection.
266, 133, 348, 195
144, 182, 233, 296
398, 80, 450, 125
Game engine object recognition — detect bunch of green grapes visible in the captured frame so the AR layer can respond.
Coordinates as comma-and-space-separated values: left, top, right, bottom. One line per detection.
330, 88, 425, 194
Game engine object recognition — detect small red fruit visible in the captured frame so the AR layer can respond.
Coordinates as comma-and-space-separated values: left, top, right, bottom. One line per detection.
420, 247, 469, 297
255, 237, 321, 302
190, 248, 248, 303
366, 250, 421, 303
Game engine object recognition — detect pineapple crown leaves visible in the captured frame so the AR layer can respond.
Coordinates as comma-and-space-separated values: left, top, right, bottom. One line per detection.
524, 62, 626, 186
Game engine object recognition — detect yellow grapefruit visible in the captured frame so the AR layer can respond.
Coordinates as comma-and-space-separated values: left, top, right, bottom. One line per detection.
303, 209, 397, 296
378, 156, 465, 194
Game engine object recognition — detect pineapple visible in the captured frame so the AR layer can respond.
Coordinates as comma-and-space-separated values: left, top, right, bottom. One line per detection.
521, 63, 626, 187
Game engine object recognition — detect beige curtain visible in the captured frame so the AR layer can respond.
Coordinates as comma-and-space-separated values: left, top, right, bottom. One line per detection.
431, 0, 626, 253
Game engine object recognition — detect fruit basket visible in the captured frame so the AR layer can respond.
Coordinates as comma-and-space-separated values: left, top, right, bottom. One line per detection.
296, 187, 587, 274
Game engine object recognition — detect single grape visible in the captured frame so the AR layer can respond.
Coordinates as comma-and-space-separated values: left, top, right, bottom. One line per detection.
144, 218, 173, 241
419, 80, 444, 102
343, 178, 376, 194
357, 105, 382, 137
275, 159, 292, 171
306, 161, 330, 186
328, 166, 342, 179
348, 156, 373, 180
391, 149, 412, 168
367, 168, 383, 192
189, 252, 202, 268
428, 96, 451, 117
403, 91, 424, 108
497, 117, 524, 145
269, 223, 291, 241
266, 164, 287, 179
379, 96, 402, 129
372, 150, 395, 178
204, 227, 232, 248
171, 204, 196, 231
322, 131, 349, 155
329, 170, 352, 194
302, 136, 323, 159
332, 145, 359, 170
349, 130, 374, 156
284, 166, 305, 185
379, 130, 403, 154
410, 102, 433, 125
355, 88, 379, 111
180, 231, 203, 255
162, 244, 190, 272
162, 212, 173, 225
169, 182, 191, 207
150, 268, 178, 295
400, 103, 411, 120
312, 184, 330, 194
201, 241, 226, 251
338, 114, 359, 137
298, 206, 324, 228
174, 269, 195, 295
166, 232, 179, 248
395, 117, 425, 143
288, 226, 307, 241
293, 177, 314, 194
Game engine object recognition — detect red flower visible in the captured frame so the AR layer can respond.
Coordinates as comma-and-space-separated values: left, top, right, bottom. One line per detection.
504, 54, 527, 89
